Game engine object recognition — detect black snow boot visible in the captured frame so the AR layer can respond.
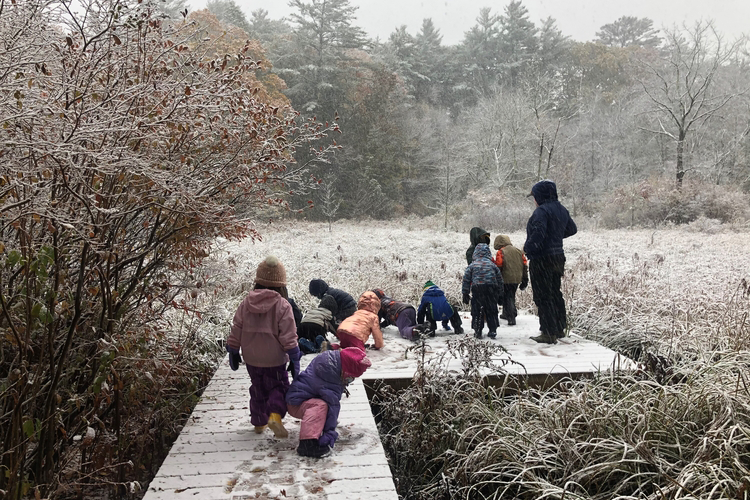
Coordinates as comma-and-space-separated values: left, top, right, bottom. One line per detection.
297, 439, 330, 458
473, 330, 483, 339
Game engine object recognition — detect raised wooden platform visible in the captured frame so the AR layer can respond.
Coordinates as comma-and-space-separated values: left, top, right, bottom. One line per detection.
143, 313, 630, 499
143, 361, 397, 500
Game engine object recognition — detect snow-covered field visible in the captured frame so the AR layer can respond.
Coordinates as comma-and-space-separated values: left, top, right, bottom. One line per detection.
192, 219, 750, 359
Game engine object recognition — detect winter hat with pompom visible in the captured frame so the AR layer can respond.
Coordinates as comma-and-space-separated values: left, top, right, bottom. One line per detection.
255, 256, 287, 287
340, 347, 371, 378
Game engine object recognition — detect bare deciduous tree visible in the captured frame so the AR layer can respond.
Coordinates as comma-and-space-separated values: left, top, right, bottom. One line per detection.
638, 22, 747, 185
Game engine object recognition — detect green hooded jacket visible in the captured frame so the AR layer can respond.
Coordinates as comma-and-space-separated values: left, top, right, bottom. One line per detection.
465, 227, 490, 265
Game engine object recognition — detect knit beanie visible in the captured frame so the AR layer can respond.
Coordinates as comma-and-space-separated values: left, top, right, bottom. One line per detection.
423, 280, 436, 291
340, 348, 371, 378
319, 294, 338, 315
309, 279, 329, 297
254, 256, 287, 287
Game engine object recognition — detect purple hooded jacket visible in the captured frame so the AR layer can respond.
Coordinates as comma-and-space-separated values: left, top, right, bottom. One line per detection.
286, 350, 345, 434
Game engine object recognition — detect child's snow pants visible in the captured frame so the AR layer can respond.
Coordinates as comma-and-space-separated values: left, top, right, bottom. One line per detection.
395, 307, 418, 340
246, 364, 289, 427
470, 284, 499, 333
287, 398, 327, 440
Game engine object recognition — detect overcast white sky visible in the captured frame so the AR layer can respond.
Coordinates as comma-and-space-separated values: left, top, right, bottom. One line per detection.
205, 0, 749, 45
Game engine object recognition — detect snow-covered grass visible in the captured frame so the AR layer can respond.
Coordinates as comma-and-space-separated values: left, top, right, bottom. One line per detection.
196, 220, 749, 361
185, 220, 750, 499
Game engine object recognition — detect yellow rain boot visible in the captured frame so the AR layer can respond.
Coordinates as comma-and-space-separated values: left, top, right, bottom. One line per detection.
267, 413, 288, 438
254, 425, 266, 434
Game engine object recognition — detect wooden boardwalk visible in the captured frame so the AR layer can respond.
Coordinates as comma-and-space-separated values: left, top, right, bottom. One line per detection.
143, 313, 630, 499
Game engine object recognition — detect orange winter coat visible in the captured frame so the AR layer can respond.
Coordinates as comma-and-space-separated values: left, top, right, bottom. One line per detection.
336, 291, 384, 349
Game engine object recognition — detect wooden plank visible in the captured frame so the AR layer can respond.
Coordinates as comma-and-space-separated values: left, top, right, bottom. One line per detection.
146, 315, 630, 500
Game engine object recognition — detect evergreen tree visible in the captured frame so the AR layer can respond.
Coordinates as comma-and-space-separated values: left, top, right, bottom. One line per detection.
461, 7, 501, 95
283, 0, 368, 115
206, 0, 251, 34
412, 18, 446, 104
498, 0, 538, 87
596, 16, 661, 48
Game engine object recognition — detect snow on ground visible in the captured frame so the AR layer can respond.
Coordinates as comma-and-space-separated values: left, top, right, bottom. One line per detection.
198, 220, 750, 353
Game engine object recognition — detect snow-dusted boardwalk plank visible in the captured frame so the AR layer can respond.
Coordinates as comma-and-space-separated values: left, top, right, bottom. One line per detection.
143, 361, 397, 500
144, 312, 630, 499
361, 312, 634, 381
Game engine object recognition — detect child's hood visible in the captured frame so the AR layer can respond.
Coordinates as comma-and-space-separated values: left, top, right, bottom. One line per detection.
340, 347, 371, 378
472, 243, 493, 261
493, 234, 512, 250
240, 289, 285, 313
357, 291, 381, 315
469, 227, 490, 246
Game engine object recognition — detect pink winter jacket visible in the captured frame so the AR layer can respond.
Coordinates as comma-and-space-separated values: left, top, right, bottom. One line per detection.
336, 291, 384, 349
227, 289, 298, 368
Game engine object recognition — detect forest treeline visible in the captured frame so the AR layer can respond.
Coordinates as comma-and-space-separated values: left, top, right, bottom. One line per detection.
198, 0, 750, 228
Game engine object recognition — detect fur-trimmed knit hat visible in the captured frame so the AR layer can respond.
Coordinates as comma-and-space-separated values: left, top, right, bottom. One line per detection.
255, 256, 287, 287
340, 347, 371, 378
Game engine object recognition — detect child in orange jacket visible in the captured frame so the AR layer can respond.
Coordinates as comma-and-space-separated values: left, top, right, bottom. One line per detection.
328, 291, 384, 351
492, 235, 529, 326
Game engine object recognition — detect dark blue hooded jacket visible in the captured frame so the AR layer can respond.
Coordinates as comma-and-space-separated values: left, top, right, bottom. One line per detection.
308, 279, 357, 320
417, 284, 454, 322
286, 350, 344, 434
524, 180, 577, 259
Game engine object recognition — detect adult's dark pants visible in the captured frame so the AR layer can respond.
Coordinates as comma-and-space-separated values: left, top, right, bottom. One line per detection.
470, 284, 499, 333
529, 254, 566, 337
501, 284, 519, 322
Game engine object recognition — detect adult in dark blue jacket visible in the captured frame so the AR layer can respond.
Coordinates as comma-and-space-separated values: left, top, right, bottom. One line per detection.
524, 180, 577, 344
417, 281, 463, 334
309, 279, 357, 322
286, 348, 371, 458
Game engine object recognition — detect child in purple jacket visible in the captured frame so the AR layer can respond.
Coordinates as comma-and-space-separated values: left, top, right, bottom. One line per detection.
286, 348, 371, 458
226, 256, 302, 438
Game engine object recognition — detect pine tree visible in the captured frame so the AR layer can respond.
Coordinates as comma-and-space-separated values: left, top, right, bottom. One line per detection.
498, 0, 538, 87
284, 0, 368, 115
461, 7, 501, 95
206, 0, 251, 34
596, 16, 661, 48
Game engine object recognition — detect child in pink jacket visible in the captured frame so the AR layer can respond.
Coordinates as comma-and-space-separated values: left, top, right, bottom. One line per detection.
226, 256, 302, 438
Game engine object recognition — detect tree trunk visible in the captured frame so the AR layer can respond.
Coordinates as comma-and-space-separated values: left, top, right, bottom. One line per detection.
676, 130, 686, 186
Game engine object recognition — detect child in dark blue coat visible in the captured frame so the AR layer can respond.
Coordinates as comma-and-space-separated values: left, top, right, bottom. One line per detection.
417, 281, 464, 334
286, 348, 371, 458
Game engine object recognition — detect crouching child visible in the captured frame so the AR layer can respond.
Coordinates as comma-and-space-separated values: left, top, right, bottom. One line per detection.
286, 347, 372, 458
371, 289, 429, 340
297, 295, 339, 354
331, 291, 384, 351
462, 243, 504, 339
417, 280, 463, 334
